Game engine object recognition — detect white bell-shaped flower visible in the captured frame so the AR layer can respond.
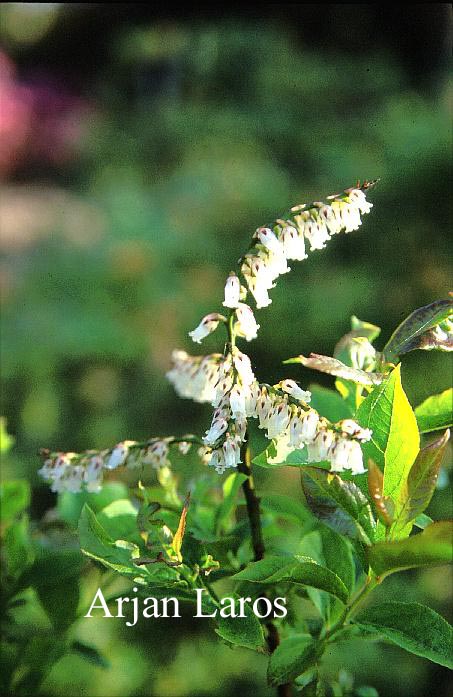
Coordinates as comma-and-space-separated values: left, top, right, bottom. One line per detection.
223, 273, 241, 308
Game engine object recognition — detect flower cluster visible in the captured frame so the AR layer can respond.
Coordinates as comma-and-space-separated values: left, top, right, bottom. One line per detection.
38, 182, 376, 491
166, 347, 371, 475
240, 186, 373, 310
166, 350, 225, 403
38, 437, 192, 493
186, 186, 373, 351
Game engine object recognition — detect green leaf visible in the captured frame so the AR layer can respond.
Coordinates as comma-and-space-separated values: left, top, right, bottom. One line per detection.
70, 641, 110, 668
301, 467, 376, 545
57, 481, 129, 528
4, 516, 34, 578
354, 601, 453, 668
20, 548, 84, 589
97, 499, 139, 540
318, 525, 355, 594
215, 601, 265, 652
267, 635, 318, 686
19, 549, 84, 630
367, 521, 453, 577
395, 430, 450, 532
232, 554, 349, 604
356, 364, 419, 538
37, 576, 80, 631
383, 299, 453, 361
78, 504, 141, 576
260, 494, 314, 527
0, 480, 30, 523
285, 353, 382, 386
308, 384, 353, 421
216, 472, 247, 532
252, 438, 304, 468
415, 389, 453, 433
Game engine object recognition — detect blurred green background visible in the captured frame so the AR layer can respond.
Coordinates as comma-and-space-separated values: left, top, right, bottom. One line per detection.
1, 4, 452, 696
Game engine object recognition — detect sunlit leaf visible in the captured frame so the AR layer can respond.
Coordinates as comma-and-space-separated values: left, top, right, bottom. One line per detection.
78, 504, 143, 576
171, 493, 191, 562
356, 364, 419, 539
0, 417, 14, 454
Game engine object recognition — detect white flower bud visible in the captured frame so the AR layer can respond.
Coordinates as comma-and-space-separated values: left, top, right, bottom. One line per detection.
232, 349, 255, 386
280, 379, 311, 402
235, 303, 260, 341
84, 455, 104, 493
203, 417, 228, 445
223, 273, 241, 308
266, 401, 291, 439
222, 435, 241, 469
189, 313, 224, 344
255, 227, 284, 255
280, 224, 307, 261
338, 419, 372, 442
106, 441, 135, 470
229, 383, 247, 419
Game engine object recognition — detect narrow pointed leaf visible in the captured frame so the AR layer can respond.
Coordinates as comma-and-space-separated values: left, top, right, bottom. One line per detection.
383, 299, 453, 361
354, 601, 453, 668
284, 353, 382, 385
367, 521, 453, 577
395, 430, 450, 531
172, 492, 190, 561
268, 635, 318, 686
415, 389, 453, 433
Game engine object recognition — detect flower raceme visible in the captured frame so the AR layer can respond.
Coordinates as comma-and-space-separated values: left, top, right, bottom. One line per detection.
38, 436, 191, 493
38, 183, 375, 490
187, 185, 374, 346
167, 349, 371, 474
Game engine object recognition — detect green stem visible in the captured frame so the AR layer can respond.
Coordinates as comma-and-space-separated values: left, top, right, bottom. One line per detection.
324, 573, 378, 642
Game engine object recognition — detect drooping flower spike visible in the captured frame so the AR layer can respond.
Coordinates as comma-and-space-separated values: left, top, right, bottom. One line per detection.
39, 182, 376, 491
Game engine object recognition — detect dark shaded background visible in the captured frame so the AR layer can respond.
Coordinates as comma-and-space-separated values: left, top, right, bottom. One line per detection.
1, 4, 452, 696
